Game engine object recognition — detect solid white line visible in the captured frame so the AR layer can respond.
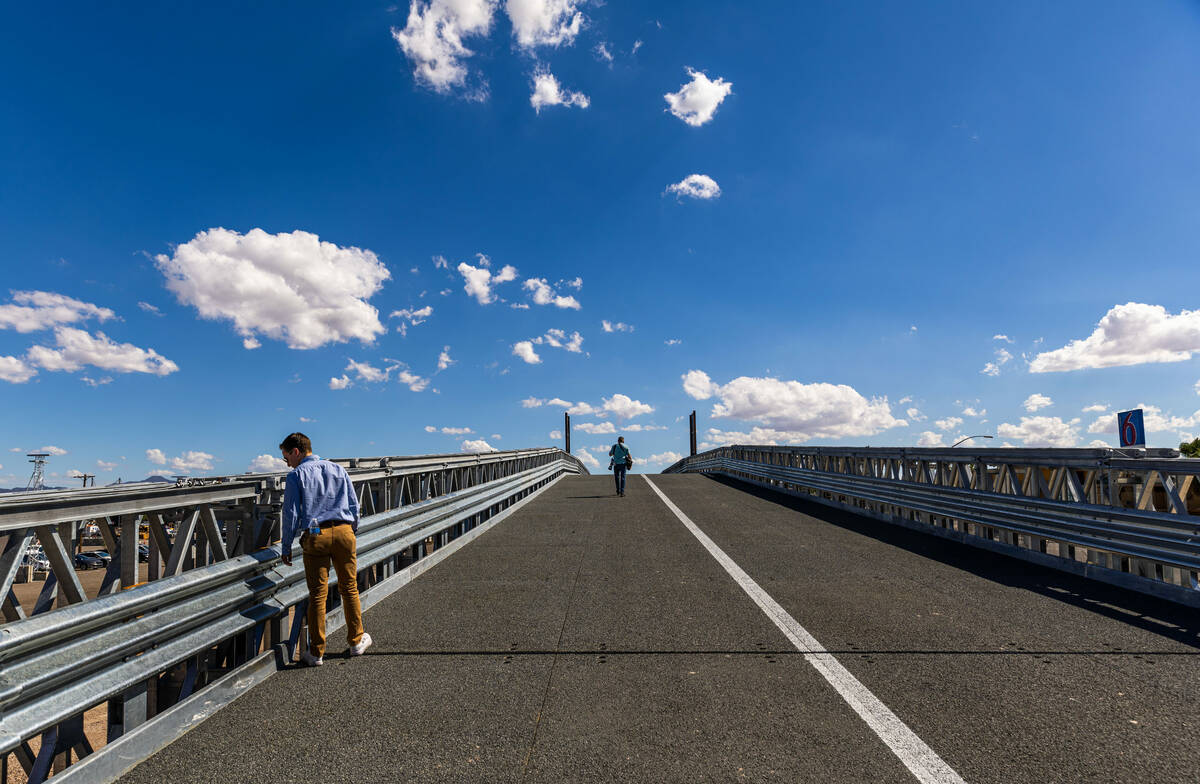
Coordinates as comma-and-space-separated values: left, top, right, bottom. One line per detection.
642, 475, 966, 784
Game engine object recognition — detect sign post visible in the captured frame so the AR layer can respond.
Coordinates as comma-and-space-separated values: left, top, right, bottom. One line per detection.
1117, 409, 1145, 448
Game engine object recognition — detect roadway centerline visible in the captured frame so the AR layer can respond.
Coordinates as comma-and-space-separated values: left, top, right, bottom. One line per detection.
642, 475, 967, 784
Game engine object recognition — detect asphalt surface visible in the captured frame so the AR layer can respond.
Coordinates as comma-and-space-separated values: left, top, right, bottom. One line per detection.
119, 473, 1199, 783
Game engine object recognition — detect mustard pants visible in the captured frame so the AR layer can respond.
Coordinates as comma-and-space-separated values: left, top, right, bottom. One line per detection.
301, 524, 365, 658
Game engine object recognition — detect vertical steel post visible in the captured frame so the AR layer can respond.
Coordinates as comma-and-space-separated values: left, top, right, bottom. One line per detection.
565, 412, 571, 454
689, 410, 697, 456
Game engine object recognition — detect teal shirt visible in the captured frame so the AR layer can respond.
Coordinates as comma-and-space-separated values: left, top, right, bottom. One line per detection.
609, 443, 631, 465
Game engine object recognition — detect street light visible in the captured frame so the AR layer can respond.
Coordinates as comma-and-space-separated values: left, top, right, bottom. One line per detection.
951, 434, 994, 448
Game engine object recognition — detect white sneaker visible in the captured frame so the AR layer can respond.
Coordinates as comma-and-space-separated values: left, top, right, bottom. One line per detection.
350, 632, 373, 656
299, 650, 323, 667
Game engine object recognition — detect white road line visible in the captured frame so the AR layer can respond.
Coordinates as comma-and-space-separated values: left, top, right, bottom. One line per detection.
642, 475, 967, 784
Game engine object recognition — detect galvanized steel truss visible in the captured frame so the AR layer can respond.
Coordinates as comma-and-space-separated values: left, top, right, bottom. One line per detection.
665, 446, 1200, 605
0, 448, 585, 783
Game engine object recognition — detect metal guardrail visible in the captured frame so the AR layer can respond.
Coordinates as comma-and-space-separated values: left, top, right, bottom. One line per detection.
665, 446, 1200, 607
0, 448, 585, 783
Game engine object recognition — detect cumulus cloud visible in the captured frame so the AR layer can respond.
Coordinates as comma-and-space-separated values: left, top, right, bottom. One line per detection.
26, 327, 178, 376
681, 370, 905, 443
664, 338, 681, 346
156, 228, 390, 350
1031, 303, 1200, 372
437, 345, 455, 370
573, 447, 600, 468
575, 421, 616, 434
1082, 403, 1107, 413
392, 305, 433, 335
41, 445, 68, 456
601, 320, 633, 333
0, 355, 37, 383
0, 290, 115, 333
461, 438, 498, 453
1023, 393, 1053, 412
665, 174, 721, 200
529, 69, 589, 112
645, 451, 684, 466
549, 429, 562, 440
917, 431, 945, 447
392, 0, 498, 95
146, 448, 167, 465
147, 448, 215, 473
329, 374, 352, 390
248, 454, 287, 472
992, 334, 1013, 343
601, 393, 653, 419
996, 416, 1081, 447
906, 407, 926, 421
506, 0, 583, 48
524, 278, 581, 309
458, 258, 518, 304
522, 397, 598, 415
513, 340, 541, 364
934, 416, 963, 431
664, 68, 732, 127
397, 369, 430, 392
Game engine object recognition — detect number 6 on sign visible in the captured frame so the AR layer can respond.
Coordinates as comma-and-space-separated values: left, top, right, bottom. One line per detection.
1117, 409, 1145, 447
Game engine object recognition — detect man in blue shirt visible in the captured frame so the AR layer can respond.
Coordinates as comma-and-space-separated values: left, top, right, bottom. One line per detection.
279, 432, 372, 666
608, 436, 632, 497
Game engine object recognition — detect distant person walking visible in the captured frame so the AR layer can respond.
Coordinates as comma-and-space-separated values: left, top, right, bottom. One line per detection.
279, 432, 372, 666
608, 436, 633, 497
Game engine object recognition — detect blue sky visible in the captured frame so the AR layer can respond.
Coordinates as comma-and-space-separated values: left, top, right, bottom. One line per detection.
3, 0, 1200, 485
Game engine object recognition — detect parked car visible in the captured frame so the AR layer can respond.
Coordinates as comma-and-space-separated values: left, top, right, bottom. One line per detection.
90, 550, 113, 565
137, 544, 150, 562
73, 552, 104, 570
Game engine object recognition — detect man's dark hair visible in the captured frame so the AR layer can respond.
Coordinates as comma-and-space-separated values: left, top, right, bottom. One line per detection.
279, 432, 312, 453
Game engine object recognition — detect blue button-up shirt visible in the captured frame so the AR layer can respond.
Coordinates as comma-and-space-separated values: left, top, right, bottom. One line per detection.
280, 455, 359, 560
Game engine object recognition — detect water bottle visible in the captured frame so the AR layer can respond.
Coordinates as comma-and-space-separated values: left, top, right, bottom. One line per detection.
307, 517, 320, 536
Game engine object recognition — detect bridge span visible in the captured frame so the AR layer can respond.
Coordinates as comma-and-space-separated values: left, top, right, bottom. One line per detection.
112, 473, 1197, 783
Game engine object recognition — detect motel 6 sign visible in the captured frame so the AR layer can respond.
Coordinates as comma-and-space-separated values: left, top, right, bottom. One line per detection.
1117, 409, 1145, 448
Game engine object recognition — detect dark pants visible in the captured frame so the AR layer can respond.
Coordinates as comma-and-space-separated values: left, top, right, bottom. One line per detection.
613, 464, 627, 494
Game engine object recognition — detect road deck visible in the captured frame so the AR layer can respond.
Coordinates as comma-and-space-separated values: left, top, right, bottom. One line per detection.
120, 473, 1199, 783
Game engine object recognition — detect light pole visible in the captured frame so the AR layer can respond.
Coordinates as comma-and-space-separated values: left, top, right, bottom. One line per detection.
951, 434, 993, 448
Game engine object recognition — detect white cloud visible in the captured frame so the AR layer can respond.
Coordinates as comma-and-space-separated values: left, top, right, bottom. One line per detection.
346, 359, 393, 383
664, 338, 681, 346
549, 429, 562, 440
594, 42, 613, 64
905, 407, 926, 421
138, 301, 163, 316
934, 416, 963, 431
992, 334, 1013, 343
664, 68, 732, 127
1088, 439, 1111, 448
513, 341, 541, 364
996, 416, 1081, 447
0, 355, 37, 383
146, 448, 167, 465
96, 460, 117, 471
392, 0, 498, 94
67, 469, 86, 478
601, 393, 653, 419
242, 337, 261, 350
962, 406, 987, 417
631, 39, 643, 54
623, 424, 667, 432
461, 438, 498, 453
248, 454, 287, 472
156, 228, 390, 349
437, 345, 455, 370
524, 278, 582, 309
397, 369, 430, 392
575, 421, 616, 434
81, 375, 113, 387
329, 374, 352, 390
506, 0, 583, 48
522, 396, 545, 407
917, 431, 945, 447
424, 425, 437, 432
681, 370, 905, 442
980, 348, 1013, 376
1023, 393, 1053, 412
146, 448, 214, 472
682, 369, 721, 400
645, 451, 684, 466
426, 426, 473, 435
573, 448, 600, 468
0, 290, 115, 333
898, 396, 913, 404
41, 445, 68, 456
529, 69, 589, 112
392, 305, 434, 335
299, 417, 314, 423
1031, 303, 1200, 372
1082, 403, 1107, 413
458, 259, 518, 304
665, 174, 721, 200
601, 320, 633, 333
25, 327, 177, 376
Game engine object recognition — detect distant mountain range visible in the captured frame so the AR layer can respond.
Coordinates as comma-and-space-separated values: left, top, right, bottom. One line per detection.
0, 476, 171, 494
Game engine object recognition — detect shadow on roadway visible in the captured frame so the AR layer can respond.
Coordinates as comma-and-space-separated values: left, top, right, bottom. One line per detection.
705, 474, 1200, 649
